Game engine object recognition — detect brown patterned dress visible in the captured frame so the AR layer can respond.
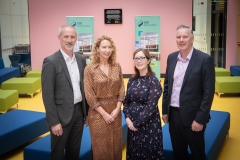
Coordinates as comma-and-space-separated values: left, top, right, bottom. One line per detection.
84, 62, 125, 160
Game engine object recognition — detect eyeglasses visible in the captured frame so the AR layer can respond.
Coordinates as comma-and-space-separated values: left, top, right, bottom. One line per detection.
133, 57, 147, 62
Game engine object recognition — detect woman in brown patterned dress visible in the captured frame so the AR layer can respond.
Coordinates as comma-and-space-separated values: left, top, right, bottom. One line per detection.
84, 35, 125, 160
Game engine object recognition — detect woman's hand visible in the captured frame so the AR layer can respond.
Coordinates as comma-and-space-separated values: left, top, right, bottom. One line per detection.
95, 106, 114, 124
126, 117, 137, 131
101, 111, 114, 124
110, 107, 120, 120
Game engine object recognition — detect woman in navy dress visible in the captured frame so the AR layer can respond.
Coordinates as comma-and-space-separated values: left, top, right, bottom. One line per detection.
123, 48, 164, 160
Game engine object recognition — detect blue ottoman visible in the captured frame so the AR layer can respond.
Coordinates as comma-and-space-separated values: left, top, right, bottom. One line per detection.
24, 111, 128, 160
230, 66, 240, 76
163, 110, 230, 160
0, 110, 49, 155
24, 125, 92, 160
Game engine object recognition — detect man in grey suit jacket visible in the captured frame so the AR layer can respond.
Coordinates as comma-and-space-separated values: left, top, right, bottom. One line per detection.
42, 24, 89, 160
162, 24, 215, 160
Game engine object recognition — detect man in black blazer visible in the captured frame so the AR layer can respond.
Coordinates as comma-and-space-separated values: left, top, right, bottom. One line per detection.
42, 24, 89, 160
162, 24, 215, 160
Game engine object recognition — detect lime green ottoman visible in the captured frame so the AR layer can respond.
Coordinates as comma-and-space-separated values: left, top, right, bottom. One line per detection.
0, 90, 19, 113
215, 68, 231, 77
26, 70, 42, 85
26, 70, 42, 78
215, 76, 240, 97
1, 78, 41, 98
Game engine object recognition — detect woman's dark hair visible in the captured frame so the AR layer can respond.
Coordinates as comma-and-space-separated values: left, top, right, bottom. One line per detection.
132, 48, 155, 78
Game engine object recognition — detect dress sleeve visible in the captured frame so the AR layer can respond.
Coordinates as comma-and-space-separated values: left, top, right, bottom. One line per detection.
117, 63, 125, 102
83, 66, 101, 109
133, 77, 162, 128
123, 78, 132, 119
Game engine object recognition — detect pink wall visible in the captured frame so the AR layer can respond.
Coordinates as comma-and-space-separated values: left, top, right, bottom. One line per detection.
28, 0, 192, 74
226, 0, 237, 70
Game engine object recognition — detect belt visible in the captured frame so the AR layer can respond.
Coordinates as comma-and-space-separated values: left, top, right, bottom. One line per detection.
74, 102, 81, 108
170, 106, 180, 110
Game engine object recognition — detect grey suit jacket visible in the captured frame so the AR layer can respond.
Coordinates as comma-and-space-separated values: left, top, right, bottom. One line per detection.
42, 50, 89, 127
162, 48, 215, 126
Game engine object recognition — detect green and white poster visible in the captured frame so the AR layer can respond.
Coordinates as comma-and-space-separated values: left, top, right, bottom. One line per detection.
135, 16, 161, 79
66, 16, 94, 63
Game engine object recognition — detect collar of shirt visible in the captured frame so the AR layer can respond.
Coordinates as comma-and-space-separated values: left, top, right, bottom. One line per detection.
60, 49, 76, 62
178, 47, 193, 61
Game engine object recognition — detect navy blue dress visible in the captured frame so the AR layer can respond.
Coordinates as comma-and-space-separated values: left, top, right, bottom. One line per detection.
123, 76, 164, 160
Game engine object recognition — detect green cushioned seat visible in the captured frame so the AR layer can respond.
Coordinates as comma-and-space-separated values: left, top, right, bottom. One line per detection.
1, 78, 41, 98
0, 90, 18, 113
215, 68, 231, 77
26, 70, 42, 85
215, 76, 240, 96
26, 70, 42, 78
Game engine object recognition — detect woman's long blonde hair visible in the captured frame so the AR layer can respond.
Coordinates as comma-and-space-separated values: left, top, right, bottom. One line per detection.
91, 35, 117, 65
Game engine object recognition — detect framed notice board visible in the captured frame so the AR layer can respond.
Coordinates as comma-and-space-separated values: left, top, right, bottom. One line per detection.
104, 9, 122, 24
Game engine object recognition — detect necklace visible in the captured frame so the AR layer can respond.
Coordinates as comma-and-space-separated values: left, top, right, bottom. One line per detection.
100, 64, 109, 75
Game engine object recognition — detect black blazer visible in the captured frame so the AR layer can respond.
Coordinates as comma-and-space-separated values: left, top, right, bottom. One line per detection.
162, 48, 215, 126
42, 50, 89, 127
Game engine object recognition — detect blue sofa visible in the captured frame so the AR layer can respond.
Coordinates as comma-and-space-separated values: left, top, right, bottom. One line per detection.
0, 58, 20, 84
24, 111, 128, 160
0, 109, 49, 155
230, 66, 240, 76
163, 110, 230, 160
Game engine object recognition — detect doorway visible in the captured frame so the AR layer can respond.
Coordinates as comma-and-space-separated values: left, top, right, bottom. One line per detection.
192, 0, 227, 68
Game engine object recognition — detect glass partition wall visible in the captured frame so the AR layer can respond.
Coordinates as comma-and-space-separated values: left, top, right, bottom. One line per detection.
193, 0, 227, 67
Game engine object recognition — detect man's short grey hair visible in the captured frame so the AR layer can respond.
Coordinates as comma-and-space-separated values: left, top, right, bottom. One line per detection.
177, 24, 194, 37
58, 24, 77, 36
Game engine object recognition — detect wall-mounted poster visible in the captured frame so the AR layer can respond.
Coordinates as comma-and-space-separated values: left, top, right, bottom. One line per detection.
66, 16, 94, 62
135, 16, 161, 79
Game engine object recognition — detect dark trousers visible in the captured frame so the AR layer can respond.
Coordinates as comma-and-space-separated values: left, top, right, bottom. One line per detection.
169, 107, 206, 160
50, 102, 84, 160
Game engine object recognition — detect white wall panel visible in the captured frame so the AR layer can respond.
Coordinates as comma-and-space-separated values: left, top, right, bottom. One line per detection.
0, 14, 13, 49
0, 0, 11, 14
10, 0, 21, 15
21, 0, 28, 15
11, 15, 23, 46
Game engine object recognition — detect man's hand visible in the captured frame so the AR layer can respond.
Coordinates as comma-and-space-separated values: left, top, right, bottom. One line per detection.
191, 120, 203, 132
162, 114, 169, 123
51, 123, 63, 136
84, 116, 89, 126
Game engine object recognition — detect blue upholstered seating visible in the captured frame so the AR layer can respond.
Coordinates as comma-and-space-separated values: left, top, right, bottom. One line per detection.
0, 109, 49, 155
24, 111, 128, 160
163, 110, 230, 160
230, 66, 240, 76
0, 58, 20, 84
24, 125, 92, 160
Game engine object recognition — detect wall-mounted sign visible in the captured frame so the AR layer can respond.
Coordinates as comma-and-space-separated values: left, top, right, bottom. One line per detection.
135, 15, 161, 79
66, 16, 94, 57
104, 9, 122, 24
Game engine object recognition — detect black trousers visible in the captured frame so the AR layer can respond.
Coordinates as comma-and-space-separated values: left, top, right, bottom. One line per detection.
50, 102, 84, 160
169, 107, 206, 160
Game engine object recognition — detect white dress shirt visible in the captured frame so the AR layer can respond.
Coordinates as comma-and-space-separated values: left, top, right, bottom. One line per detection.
61, 49, 82, 104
